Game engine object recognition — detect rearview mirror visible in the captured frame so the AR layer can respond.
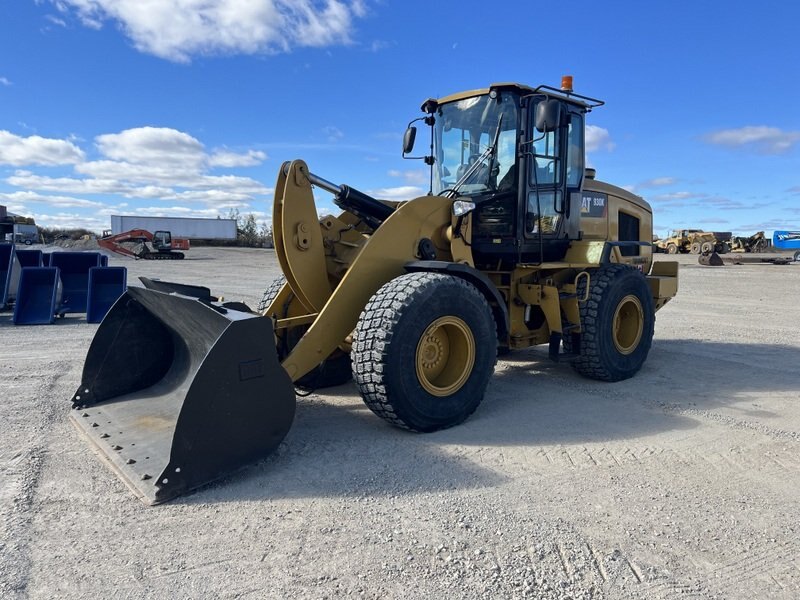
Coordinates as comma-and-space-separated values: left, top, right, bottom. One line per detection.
535, 99, 562, 133
403, 127, 417, 155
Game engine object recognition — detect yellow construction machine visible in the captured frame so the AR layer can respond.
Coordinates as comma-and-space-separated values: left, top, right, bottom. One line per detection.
70, 79, 679, 504
655, 229, 730, 254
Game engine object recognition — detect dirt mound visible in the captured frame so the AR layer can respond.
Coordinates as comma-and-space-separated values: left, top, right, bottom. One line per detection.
48, 238, 117, 259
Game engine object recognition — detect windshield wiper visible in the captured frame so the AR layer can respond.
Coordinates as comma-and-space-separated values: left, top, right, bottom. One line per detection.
442, 115, 503, 199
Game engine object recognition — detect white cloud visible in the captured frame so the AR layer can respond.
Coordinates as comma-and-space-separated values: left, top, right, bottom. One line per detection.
44, 14, 68, 27
7, 171, 131, 195
388, 169, 428, 186
96, 127, 205, 167
704, 126, 800, 154
28, 211, 108, 230
53, 0, 365, 63
0, 190, 104, 208
366, 185, 425, 200
368, 40, 391, 52
0, 77, 11, 86
3, 125, 271, 228
0, 131, 85, 165
585, 125, 614, 152
637, 177, 677, 189
14, 126, 274, 195
9, 169, 270, 200
653, 191, 706, 202
322, 125, 344, 142
208, 149, 267, 167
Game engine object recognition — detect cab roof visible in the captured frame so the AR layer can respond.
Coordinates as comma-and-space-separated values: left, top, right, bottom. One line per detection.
433, 82, 597, 111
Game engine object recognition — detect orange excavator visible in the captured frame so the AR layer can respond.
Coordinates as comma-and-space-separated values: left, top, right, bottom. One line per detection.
98, 229, 190, 260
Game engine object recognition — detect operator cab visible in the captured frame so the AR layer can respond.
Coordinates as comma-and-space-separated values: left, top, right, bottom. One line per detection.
153, 230, 172, 249
403, 80, 603, 265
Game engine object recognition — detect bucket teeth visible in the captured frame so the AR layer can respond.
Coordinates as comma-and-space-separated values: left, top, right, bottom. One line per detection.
69, 286, 296, 505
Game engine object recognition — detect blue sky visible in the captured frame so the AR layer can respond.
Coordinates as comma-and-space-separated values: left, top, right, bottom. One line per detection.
1, 1, 798, 237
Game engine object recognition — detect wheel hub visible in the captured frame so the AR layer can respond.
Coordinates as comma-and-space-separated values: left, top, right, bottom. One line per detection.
613, 294, 644, 355
416, 316, 475, 397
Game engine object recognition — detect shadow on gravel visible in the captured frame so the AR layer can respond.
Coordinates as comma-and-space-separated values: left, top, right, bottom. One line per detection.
175, 338, 800, 505
473, 338, 800, 443
179, 390, 510, 505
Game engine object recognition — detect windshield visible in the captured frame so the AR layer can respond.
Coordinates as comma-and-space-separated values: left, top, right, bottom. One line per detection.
432, 93, 519, 196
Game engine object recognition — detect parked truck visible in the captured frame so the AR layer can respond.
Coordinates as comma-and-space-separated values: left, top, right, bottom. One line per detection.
12, 223, 39, 245
655, 229, 730, 254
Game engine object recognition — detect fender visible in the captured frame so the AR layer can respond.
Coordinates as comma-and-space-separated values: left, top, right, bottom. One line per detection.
403, 260, 510, 343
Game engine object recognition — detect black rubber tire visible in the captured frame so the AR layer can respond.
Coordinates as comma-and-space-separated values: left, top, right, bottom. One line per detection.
258, 276, 351, 388
701, 241, 714, 253
794, 250, 800, 263
666, 244, 678, 255
690, 242, 701, 254
352, 272, 496, 432
258, 276, 288, 313
564, 264, 655, 382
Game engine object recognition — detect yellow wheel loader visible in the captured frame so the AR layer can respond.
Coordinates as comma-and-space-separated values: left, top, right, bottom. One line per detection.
70, 79, 679, 504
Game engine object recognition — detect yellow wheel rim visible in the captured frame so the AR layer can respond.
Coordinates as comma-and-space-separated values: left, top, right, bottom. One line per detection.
612, 295, 644, 355
415, 316, 475, 397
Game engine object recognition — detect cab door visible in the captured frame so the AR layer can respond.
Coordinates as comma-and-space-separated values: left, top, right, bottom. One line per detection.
520, 99, 585, 259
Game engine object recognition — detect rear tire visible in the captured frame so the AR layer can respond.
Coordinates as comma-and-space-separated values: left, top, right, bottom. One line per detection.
352, 272, 496, 432
565, 264, 655, 382
701, 241, 714, 253
794, 250, 800, 262
690, 242, 701, 254
258, 276, 351, 388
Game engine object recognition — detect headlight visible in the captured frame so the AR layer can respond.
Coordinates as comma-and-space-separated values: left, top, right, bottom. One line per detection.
452, 200, 476, 217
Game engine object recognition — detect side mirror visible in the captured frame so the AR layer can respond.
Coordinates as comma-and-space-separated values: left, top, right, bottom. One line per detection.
403, 127, 417, 155
535, 99, 562, 133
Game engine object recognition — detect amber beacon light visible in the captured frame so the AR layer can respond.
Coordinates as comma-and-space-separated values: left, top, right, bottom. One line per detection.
561, 75, 574, 92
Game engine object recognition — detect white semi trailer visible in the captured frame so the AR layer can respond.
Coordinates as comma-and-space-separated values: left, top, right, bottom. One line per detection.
110, 215, 237, 240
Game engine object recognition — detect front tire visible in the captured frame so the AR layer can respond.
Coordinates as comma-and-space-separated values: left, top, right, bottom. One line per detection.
567, 264, 655, 382
666, 243, 678, 254
352, 273, 496, 432
258, 276, 351, 388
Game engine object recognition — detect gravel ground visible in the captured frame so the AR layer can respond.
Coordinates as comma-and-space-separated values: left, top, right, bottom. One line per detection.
1, 247, 798, 599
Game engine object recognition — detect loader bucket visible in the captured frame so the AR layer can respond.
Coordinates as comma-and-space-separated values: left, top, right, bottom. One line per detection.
698, 251, 724, 266
70, 286, 296, 505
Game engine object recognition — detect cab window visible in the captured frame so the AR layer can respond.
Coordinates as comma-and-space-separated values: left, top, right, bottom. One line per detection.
566, 114, 584, 187
529, 127, 560, 186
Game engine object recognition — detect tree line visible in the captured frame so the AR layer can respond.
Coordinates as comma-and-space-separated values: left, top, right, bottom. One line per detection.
225, 209, 273, 247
